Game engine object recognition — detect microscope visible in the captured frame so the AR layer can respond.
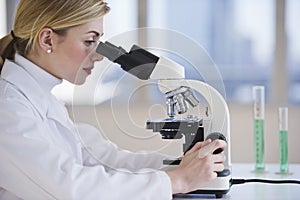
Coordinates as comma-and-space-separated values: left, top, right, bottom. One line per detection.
96, 41, 231, 198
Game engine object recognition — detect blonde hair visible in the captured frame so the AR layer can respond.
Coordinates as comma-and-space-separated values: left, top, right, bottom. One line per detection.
0, 0, 110, 71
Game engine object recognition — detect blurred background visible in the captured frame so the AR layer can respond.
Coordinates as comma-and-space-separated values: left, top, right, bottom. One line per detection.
1, 0, 299, 164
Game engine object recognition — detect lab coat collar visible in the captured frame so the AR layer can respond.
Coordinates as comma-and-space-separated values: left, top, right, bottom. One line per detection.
14, 53, 62, 92
1, 55, 83, 163
1, 54, 63, 119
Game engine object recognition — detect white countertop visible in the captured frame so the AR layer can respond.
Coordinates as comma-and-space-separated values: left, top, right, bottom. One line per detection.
173, 163, 300, 200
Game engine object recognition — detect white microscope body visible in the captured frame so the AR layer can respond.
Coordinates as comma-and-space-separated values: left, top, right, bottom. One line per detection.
96, 42, 232, 198
151, 57, 231, 198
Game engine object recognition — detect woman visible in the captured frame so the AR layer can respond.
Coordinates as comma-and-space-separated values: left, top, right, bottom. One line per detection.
0, 0, 226, 199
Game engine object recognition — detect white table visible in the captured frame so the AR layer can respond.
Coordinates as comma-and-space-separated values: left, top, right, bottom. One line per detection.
173, 163, 300, 200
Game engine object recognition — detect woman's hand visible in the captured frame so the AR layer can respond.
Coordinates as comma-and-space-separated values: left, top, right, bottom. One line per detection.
166, 139, 227, 194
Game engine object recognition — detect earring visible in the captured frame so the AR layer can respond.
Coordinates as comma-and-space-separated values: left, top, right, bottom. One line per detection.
47, 49, 52, 54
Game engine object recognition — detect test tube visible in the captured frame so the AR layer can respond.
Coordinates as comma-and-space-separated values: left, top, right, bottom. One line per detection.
253, 86, 265, 171
279, 107, 288, 173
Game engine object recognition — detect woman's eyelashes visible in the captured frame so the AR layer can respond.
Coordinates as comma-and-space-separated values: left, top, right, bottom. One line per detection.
85, 40, 96, 46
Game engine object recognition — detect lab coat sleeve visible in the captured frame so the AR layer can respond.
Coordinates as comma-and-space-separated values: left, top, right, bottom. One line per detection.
0, 99, 173, 200
77, 123, 174, 171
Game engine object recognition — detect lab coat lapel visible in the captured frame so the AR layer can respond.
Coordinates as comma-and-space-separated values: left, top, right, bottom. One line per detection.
1, 59, 83, 162
1, 60, 49, 116
45, 96, 73, 131
1, 60, 70, 130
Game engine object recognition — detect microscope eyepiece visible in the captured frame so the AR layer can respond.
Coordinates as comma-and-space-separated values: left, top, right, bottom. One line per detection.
96, 41, 159, 80
96, 41, 127, 62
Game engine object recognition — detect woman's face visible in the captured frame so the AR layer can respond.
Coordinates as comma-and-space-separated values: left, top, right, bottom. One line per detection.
49, 18, 104, 85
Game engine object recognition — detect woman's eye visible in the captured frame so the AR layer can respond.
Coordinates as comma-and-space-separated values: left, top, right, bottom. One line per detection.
85, 40, 96, 46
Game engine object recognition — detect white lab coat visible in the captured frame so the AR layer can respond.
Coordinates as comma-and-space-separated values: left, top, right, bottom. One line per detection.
0, 54, 173, 200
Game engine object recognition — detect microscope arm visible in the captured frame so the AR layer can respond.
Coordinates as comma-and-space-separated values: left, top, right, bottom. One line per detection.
157, 79, 231, 165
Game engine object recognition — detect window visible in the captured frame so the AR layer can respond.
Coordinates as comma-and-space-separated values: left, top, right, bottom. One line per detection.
287, 0, 300, 103
4, 0, 299, 105
147, 0, 276, 104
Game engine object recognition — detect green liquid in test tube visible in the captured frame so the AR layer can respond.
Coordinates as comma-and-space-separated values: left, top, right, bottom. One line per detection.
253, 86, 265, 171
279, 107, 288, 173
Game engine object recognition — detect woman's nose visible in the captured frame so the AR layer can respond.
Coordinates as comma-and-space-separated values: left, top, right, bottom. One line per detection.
91, 51, 104, 62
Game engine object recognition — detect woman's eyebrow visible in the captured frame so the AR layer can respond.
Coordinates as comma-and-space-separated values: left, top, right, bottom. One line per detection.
86, 31, 104, 37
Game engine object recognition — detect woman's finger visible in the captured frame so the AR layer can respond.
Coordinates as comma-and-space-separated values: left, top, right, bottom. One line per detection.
213, 163, 225, 172
211, 153, 226, 164
200, 138, 212, 148
186, 139, 212, 155
198, 139, 227, 159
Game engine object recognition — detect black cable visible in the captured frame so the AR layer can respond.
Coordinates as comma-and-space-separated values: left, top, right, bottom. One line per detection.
231, 178, 300, 186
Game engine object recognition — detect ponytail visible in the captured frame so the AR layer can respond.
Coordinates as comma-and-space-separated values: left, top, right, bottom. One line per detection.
0, 31, 16, 73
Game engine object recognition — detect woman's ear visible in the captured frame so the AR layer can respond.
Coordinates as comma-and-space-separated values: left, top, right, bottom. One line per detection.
38, 28, 54, 54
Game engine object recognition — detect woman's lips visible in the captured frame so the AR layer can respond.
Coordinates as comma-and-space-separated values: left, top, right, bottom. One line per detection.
83, 67, 93, 75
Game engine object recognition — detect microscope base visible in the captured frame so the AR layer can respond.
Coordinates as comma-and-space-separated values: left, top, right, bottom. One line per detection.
175, 172, 231, 199
194, 175, 231, 198
174, 189, 229, 199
